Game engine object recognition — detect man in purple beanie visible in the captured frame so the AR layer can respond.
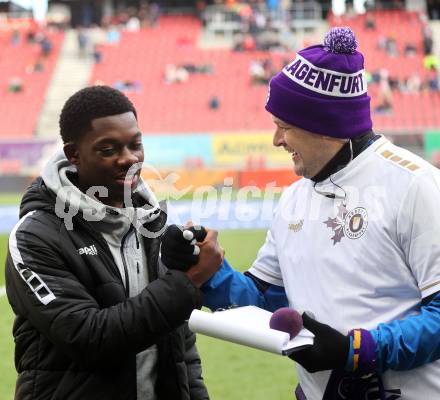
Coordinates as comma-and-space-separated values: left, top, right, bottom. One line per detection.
163, 27, 440, 399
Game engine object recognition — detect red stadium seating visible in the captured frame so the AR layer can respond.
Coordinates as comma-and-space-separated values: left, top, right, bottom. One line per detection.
91, 16, 289, 133
0, 27, 64, 138
329, 10, 440, 132
91, 13, 440, 134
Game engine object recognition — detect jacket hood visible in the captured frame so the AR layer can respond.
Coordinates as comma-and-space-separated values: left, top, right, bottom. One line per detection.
19, 176, 55, 218
20, 150, 166, 239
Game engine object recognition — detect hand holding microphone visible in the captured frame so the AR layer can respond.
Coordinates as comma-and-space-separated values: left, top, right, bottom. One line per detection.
269, 308, 350, 373
161, 224, 207, 271
288, 311, 350, 373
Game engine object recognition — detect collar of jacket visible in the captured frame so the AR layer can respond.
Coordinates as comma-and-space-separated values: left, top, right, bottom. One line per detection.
311, 131, 378, 183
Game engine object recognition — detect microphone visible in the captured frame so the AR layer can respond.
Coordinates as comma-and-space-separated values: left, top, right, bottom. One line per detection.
182, 226, 207, 255
161, 225, 207, 271
313, 182, 346, 201
269, 308, 303, 339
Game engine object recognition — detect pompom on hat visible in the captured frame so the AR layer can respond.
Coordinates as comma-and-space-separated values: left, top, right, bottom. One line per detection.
265, 27, 372, 139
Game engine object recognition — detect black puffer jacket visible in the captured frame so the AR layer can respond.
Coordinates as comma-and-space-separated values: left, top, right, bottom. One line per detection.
5, 178, 209, 400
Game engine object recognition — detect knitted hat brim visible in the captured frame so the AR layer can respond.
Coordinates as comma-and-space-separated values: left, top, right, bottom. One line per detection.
266, 73, 372, 139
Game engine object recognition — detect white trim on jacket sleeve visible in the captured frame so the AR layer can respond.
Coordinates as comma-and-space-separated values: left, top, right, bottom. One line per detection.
9, 210, 56, 305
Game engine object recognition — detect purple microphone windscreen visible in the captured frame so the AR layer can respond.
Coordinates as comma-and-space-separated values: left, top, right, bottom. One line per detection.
269, 308, 303, 339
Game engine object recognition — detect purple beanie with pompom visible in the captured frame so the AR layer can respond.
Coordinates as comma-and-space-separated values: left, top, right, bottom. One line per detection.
265, 27, 372, 139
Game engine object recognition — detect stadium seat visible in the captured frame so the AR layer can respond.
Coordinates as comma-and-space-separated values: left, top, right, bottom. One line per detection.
0, 28, 64, 138
90, 13, 437, 134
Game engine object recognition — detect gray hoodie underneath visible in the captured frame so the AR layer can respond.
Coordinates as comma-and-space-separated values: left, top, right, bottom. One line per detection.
42, 151, 161, 400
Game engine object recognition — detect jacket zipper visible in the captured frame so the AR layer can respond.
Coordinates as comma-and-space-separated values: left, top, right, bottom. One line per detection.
135, 231, 140, 274
76, 212, 164, 296
120, 227, 133, 298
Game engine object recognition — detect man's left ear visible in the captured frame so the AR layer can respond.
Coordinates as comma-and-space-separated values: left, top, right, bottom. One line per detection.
63, 142, 80, 166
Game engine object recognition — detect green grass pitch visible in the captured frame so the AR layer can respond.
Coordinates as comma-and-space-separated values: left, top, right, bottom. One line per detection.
0, 230, 298, 399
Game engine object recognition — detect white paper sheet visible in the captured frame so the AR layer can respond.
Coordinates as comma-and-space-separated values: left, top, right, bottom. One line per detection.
189, 306, 314, 355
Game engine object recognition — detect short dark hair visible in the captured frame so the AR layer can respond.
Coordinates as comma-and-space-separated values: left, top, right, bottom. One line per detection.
59, 85, 138, 143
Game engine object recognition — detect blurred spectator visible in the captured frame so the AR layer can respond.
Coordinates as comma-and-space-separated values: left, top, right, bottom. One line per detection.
116, 9, 130, 26
234, 33, 256, 52
233, 33, 244, 51
165, 64, 189, 84
8, 77, 23, 93
89, 24, 106, 52
114, 80, 142, 93
364, 13, 376, 30
37, 33, 53, 57
423, 51, 439, 92
101, 14, 112, 28
256, 29, 281, 51
249, 60, 266, 84
249, 59, 277, 85
178, 63, 213, 74
267, 0, 280, 16
377, 34, 398, 57
278, 27, 297, 51
11, 29, 20, 47
404, 42, 417, 57
375, 69, 393, 113
92, 79, 106, 86
126, 14, 140, 32
424, 53, 439, 71
404, 74, 422, 93
368, 67, 440, 93
149, 3, 161, 27
344, 0, 356, 18
385, 36, 398, 57
426, 69, 439, 90
254, 9, 267, 31
427, 0, 440, 19
365, 70, 373, 84
243, 34, 257, 51
196, 0, 208, 26
422, 25, 434, 54
164, 63, 213, 84
107, 26, 121, 44
371, 69, 398, 89
377, 0, 405, 9
92, 45, 102, 64
26, 57, 44, 74
138, 5, 149, 28
26, 29, 36, 44
77, 27, 88, 58
209, 96, 220, 110
238, 3, 253, 29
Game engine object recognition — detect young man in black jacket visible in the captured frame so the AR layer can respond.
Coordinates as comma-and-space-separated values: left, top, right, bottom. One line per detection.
5, 86, 223, 400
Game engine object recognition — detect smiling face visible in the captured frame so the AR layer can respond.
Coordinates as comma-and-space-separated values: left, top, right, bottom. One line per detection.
64, 111, 143, 208
271, 116, 346, 178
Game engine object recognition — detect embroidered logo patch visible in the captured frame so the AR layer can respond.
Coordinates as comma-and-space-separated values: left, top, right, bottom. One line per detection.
324, 203, 368, 245
78, 244, 98, 256
288, 219, 304, 232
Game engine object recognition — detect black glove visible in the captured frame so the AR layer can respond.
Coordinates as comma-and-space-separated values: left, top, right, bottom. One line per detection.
289, 312, 350, 373
160, 224, 207, 271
